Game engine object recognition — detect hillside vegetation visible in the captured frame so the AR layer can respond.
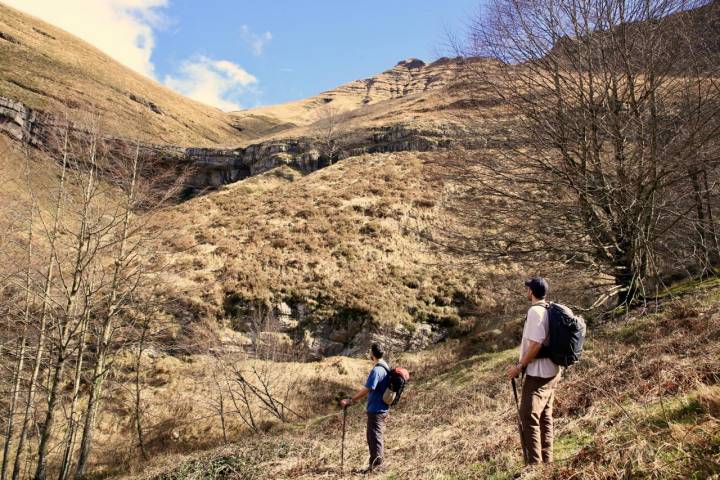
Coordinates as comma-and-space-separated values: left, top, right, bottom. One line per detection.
126, 280, 720, 480
153, 151, 523, 355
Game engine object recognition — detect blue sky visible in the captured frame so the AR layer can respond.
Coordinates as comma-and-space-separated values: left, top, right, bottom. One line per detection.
153, 0, 481, 107
4, 0, 482, 110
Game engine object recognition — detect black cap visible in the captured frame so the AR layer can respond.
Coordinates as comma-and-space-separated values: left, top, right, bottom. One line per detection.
524, 277, 548, 299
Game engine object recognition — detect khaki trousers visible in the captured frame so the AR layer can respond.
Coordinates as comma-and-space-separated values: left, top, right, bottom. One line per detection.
520, 373, 560, 464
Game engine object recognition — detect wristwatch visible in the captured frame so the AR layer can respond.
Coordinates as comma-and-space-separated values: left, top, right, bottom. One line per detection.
515, 362, 524, 372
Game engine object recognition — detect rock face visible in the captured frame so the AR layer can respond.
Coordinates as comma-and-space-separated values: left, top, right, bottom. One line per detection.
327, 57, 465, 105
235, 57, 473, 127
0, 96, 42, 143
176, 121, 475, 192
0, 94, 476, 193
223, 301, 449, 359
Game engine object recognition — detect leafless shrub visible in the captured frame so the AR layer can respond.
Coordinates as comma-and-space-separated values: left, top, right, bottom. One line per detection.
309, 104, 354, 165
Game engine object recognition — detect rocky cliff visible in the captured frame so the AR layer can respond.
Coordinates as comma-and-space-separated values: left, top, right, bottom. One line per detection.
320, 57, 467, 105
233, 57, 474, 128
1, 93, 484, 193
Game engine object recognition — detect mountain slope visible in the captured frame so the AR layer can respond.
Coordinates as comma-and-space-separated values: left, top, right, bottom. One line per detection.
130, 280, 720, 480
152, 151, 509, 357
0, 2, 480, 150
231, 57, 470, 130
0, 2, 274, 146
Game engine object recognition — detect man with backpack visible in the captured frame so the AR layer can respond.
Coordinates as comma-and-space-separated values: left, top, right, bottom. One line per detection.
506, 277, 561, 465
340, 343, 390, 473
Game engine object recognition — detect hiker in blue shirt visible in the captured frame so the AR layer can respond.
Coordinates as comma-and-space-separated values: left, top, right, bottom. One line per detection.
340, 343, 390, 473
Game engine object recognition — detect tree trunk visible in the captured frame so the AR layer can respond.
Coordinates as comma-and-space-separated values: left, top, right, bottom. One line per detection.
615, 254, 642, 306
133, 326, 148, 460
2, 209, 33, 480
12, 128, 69, 480
33, 352, 66, 480
57, 304, 91, 480
702, 169, 720, 265
75, 143, 139, 478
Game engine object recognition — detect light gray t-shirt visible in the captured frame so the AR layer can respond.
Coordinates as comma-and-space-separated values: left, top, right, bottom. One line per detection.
520, 301, 559, 378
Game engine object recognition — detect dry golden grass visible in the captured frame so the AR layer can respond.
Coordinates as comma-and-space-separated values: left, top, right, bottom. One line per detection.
152, 151, 521, 337
81, 351, 371, 477
119, 280, 720, 480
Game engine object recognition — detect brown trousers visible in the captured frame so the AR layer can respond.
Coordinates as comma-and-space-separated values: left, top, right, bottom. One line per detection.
366, 412, 387, 468
520, 373, 560, 464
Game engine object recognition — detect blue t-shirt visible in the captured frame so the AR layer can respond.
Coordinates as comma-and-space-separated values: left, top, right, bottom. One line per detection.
365, 360, 390, 414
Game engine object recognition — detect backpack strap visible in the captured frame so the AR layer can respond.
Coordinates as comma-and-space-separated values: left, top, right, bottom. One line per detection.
533, 303, 552, 359
376, 363, 390, 374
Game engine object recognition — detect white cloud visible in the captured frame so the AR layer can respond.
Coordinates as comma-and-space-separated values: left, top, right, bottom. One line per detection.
240, 24, 272, 56
3, 0, 167, 78
163, 56, 257, 111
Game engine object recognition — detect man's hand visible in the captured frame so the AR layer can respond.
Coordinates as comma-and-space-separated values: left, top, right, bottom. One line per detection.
508, 339, 541, 380
506, 363, 522, 380
342, 387, 369, 408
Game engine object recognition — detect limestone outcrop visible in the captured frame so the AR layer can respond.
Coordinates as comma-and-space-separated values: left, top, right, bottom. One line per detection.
0, 96, 38, 142
0, 94, 477, 193
224, 301, 449, 359
176, 121, 475, 191
327, 57, 466, 105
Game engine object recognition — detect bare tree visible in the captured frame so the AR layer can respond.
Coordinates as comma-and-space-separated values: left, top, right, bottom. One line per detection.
309, 104, 351, 166
217, 355, 258, 434
72, 142, 142, 478
11, 125, 71, 480
443, 0, 720, 304
34, 116, 108, 480
74, 139, 188, 478
233, 363, 304, 423
1, 156, 35, 480
0, 111, 188, 480
209, 367, 229, 444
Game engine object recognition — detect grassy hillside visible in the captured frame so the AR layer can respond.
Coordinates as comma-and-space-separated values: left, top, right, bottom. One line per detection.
0, 3, 276, 146
152, 150, 523, 347
0, 134, 70, 264
123, 279, 720, 480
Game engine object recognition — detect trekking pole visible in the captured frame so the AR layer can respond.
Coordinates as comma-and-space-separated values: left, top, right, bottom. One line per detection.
511, 378, 529, 465
340, 404, 347, 474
